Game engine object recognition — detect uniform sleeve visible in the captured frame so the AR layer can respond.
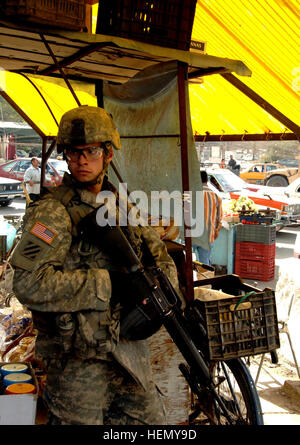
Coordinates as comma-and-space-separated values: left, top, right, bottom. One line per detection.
10, 198, 111, 313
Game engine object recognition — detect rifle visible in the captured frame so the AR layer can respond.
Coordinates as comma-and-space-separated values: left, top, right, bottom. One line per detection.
78, 215, 236, 423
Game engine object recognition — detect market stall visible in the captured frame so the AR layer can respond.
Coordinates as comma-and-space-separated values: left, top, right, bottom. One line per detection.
0, 0, 293, 425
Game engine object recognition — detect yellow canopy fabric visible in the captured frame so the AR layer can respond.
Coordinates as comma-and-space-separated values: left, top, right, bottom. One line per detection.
0, 1, 299, 140
0, 15, 250, 138
190, 0, 300, 139
0, 72, 97, 137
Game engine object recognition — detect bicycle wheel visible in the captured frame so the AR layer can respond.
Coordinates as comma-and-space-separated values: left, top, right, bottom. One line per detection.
189, 358, 264, 425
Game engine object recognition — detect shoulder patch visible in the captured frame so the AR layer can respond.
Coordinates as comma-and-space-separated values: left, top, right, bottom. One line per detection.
30, 222, 57, 245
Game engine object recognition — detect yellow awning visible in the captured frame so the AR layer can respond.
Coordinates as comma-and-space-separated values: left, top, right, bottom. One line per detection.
0, 15, 250, 138
0, 1, 299, 140
190, 0, 300, 140
0, 73, 97, 137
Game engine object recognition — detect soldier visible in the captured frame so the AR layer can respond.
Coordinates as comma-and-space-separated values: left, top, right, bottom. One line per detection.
10, 106, 180, 425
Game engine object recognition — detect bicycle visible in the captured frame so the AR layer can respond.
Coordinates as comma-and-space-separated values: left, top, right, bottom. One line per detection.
181, 272, 279, 425
183, 355, 264, 425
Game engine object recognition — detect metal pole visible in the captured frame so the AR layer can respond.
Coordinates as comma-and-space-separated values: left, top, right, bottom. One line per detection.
177, 62, 194, 302
41, 137, 48, 189
40, 33, 82, 107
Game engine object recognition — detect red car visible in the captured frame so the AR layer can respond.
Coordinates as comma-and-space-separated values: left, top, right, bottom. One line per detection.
0, 158, 69, 187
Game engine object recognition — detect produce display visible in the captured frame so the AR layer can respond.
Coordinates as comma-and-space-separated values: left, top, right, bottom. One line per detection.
227, 196, 258, 213
222, 197, 258, 223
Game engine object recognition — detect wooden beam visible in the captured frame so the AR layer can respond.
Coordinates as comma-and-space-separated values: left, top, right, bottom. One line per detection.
194, 132, 298, 142
221, 73, 300, 138
177, 62, 194, 303
40, 33, 81, 107
188, 67, 228, 79
41, 138, 56, 188
39, 42, 111, 76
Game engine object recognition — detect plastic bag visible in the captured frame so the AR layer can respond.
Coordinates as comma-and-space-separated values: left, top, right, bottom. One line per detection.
3, 329, 37, 362
0, 295, 32, 360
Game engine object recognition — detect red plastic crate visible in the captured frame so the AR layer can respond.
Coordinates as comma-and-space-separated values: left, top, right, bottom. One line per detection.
235, 241, 276, 261
235, 257, 275, 281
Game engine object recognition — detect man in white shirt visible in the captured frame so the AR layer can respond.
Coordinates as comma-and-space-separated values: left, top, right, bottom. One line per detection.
24, 157, 41, 202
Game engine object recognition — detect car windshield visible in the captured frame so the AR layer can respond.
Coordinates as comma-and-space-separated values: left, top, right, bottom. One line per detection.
210, 171, 247, 192
50, 160, 69, 174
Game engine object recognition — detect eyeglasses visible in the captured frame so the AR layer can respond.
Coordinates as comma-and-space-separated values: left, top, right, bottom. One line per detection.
65, 146, 105, 162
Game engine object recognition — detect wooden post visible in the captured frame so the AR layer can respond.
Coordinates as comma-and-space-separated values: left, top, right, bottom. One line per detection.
177, 62, 194, 302
41, 137, 48, 189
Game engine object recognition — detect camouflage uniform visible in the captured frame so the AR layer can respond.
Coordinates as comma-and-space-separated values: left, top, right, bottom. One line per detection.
10, 173, 180, 425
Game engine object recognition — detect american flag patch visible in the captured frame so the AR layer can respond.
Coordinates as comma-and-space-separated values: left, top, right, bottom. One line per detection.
30, 222, 57, 245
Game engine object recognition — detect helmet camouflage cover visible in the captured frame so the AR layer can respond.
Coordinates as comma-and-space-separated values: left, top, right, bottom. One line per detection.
56, 106, 121, 153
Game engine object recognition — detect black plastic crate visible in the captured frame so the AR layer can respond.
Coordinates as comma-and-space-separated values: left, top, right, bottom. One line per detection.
96, 0, 197, 50
189, 275, 280, 360
236, 223, 276, 244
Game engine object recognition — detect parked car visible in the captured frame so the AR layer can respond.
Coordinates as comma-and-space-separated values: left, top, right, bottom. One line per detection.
0, 158, 68, 186
277, 159, 300, 168
284, 177, 300, 197
0, 176, 24, 206
205, 168, 300, 226
261, 176, 300, 200
240, 163, 280, 184
262, 165, 299, 187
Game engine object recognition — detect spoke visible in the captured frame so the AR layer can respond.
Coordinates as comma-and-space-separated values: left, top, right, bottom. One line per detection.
220, 362, 243, 419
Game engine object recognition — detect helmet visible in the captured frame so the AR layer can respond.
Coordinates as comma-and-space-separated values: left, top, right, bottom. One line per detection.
56, 105, 121, 153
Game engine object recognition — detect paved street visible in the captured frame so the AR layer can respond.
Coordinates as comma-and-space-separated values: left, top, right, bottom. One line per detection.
0, 197, 26, 216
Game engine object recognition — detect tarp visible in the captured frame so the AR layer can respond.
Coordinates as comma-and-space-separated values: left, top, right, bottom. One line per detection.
105, 61, 206, 246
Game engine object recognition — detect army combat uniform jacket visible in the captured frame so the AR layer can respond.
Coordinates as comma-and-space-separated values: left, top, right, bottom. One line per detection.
10, 174, 180, 391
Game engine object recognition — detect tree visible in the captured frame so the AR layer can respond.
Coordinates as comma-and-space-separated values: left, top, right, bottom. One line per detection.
261, 141, 299, 162
0, 96, 26, 123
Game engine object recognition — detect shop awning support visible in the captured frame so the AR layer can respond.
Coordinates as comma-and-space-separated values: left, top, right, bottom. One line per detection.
41, 137, 56, 189
178, 62, 194, 302
40, 33, 82, 107
222, 73, 300, 140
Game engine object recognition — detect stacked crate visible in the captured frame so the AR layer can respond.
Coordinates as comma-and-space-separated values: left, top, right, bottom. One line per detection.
234, 224, 276, 281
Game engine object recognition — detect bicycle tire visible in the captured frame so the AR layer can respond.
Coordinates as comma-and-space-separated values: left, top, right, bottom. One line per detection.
190, 358, 264, 425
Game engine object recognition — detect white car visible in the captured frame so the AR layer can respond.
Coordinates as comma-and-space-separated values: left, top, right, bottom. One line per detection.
0, 176, 24, 207
262, 176, 300, 199
205, 168, 300, 226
